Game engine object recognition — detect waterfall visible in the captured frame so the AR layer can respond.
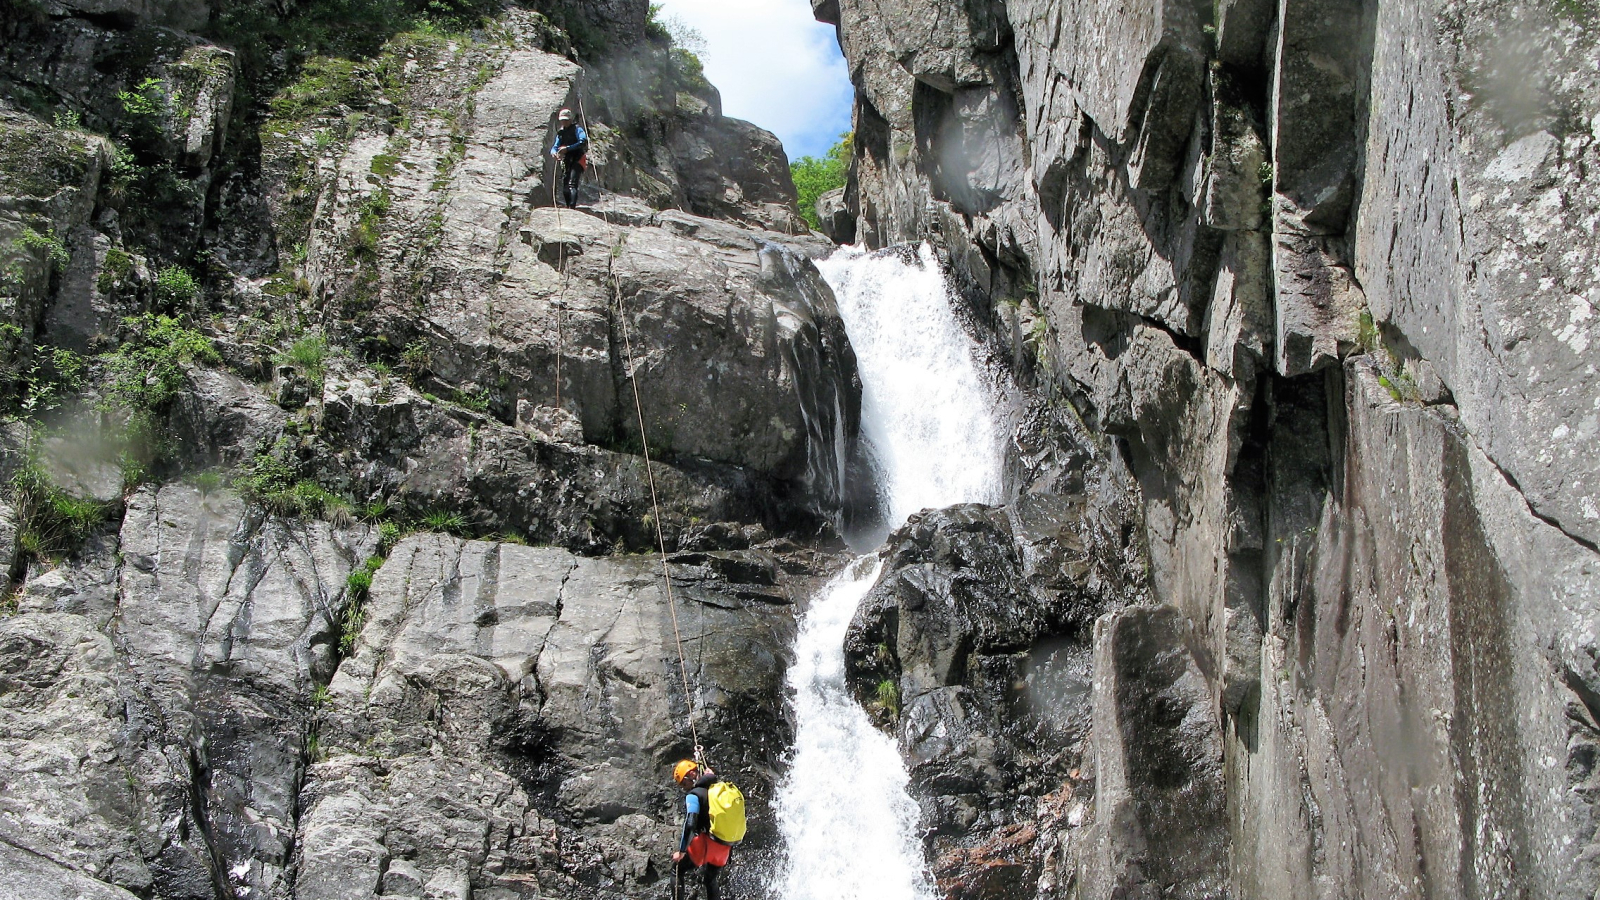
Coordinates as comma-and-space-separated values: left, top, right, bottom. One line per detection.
774, 244, 1005, 900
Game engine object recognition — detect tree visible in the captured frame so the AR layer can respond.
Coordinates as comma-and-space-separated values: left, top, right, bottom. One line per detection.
791, 132, 852, 231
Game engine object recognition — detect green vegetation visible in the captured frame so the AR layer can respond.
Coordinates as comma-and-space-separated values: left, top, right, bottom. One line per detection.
117, 77, 169, 119
11, 461, 108, 563
454, 386, 490, 413
213, 0, 500, 70
340, 555, 385, 653
236, 445, 352, 521
19, 347, 86, 413
874, 678, 900, 717
644, 3, 709, 92
1552, 0, 1597, 24
104, 146, 142, 204
97, 247, 133, 293
419, 509, 467, 534
345, 556, 379, 600
377, 520, 401, 554
101, 314, 219, 411
18, 228, 69, 273
1357, 309, 1380, 354
268, 56, 377, 124
400, 339, 431, 383
274, 333, 330, 391
790, 133, 852, 230
153, 266, 200, 309
370, 151, 400, 177
348, 188, 391, 262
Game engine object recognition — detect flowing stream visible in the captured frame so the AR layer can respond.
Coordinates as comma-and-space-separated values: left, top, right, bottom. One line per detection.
773, 244, 1005, 900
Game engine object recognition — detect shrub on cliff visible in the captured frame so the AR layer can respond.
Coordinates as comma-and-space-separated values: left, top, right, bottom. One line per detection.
791, 132, 851, 230
102, 314, 219, 412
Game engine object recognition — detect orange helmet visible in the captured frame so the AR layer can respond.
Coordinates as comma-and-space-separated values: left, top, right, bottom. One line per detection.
673, 759, 699, 785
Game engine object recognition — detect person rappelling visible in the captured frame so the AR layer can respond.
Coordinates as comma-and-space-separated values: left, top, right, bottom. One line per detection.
550, 107, 589, 208
671, 759, 745, 900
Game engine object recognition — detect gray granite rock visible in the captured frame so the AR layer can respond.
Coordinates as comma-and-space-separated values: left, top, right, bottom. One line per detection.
815, 186, 855, 244
829, 0, 1600, 896
307, 531, 806, 896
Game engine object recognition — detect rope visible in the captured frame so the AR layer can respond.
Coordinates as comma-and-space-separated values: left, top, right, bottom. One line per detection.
557, 91, 705, 766
549, 174, 568, 410
611, 259, 704, 762
576, 94, 602, 218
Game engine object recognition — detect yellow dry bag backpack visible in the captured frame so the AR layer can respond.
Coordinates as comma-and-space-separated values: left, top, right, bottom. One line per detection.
706, 780, 746, 843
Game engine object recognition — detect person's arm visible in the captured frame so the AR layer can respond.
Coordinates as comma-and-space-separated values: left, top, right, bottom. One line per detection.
678, 793, 701, 853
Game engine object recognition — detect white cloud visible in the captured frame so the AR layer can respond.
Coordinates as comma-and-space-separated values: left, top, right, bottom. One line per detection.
651, 0, 855, 161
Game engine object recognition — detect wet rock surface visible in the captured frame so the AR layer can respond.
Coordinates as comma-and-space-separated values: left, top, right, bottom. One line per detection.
0, 486, 829, 899
298, 532, 811, 899
840, 397, 1152, 895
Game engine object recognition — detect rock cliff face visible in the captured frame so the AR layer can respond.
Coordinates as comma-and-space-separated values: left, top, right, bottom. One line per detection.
4, 0, 1597, 897
822, 0, 1600, 897
0, 2, 849, 898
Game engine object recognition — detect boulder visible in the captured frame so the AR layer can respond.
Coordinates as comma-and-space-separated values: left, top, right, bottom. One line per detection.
315, 370, 830, 552
842, 494, 1147, 891
167, 367, 286, 468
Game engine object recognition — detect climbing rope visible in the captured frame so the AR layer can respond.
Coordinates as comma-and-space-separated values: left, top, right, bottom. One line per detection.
551, 92, 706, 766
576, 94, 603, 220
549, 174, 567, 410
611, 260, 705, 764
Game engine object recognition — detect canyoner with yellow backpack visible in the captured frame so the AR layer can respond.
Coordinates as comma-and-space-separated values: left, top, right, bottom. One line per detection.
672, 759, 746, 900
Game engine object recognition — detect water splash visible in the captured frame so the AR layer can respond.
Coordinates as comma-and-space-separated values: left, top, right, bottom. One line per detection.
774, 245, 1004, 900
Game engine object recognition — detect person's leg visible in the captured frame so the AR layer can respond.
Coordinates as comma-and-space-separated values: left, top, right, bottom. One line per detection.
563, 162, 581, 206
674, 855, 695, 900
703, 862, 721, 900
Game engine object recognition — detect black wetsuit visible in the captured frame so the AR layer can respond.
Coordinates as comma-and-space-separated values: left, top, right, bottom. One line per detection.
550, 122, 588, 208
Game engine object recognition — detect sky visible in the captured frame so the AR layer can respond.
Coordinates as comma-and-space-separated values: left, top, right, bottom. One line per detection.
651, 0, 855, 162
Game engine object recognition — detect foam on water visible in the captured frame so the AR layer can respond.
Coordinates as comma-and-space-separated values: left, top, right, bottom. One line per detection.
774, 244, 1004, 900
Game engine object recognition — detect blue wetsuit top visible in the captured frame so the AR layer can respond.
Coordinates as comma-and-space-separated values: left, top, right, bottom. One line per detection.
679, 773, 717, 853
679, 792, 703, 853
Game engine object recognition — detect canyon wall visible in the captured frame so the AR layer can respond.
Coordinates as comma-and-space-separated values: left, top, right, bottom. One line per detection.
0, 2, 854, 897
820, 0, 1600, 897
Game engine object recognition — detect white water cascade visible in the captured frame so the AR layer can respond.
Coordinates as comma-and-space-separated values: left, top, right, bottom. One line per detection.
774, 244, 1005, 900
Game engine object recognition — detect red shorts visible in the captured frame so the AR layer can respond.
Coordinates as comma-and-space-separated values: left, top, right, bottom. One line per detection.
687, 834, 730, 867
